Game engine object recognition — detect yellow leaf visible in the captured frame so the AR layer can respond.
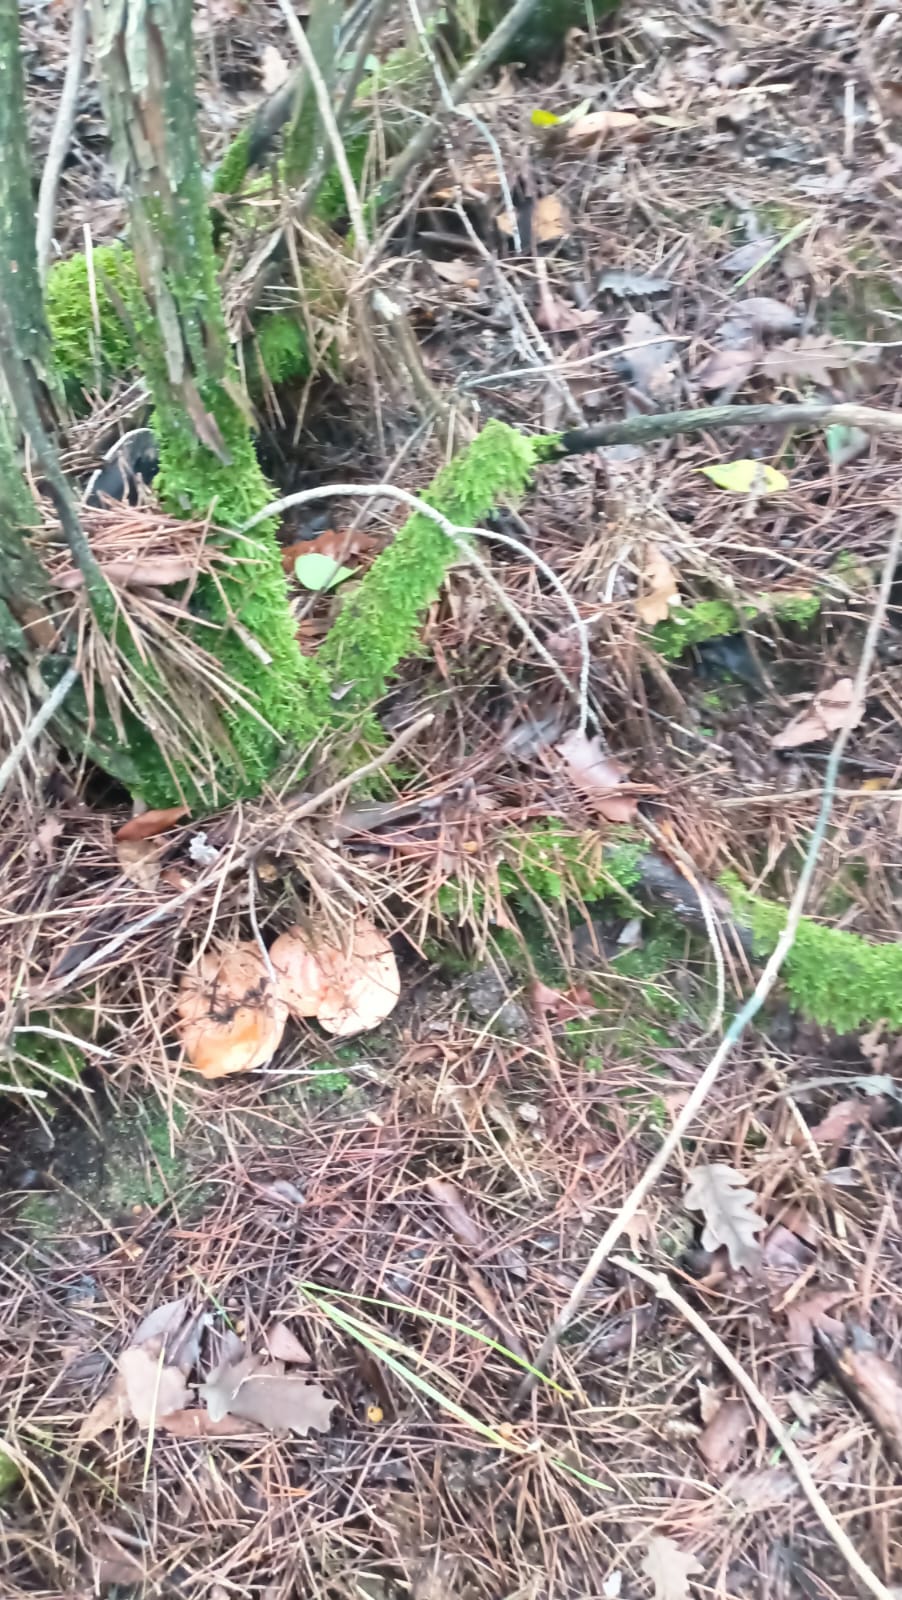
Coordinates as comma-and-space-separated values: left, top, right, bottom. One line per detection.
531, 109, 562, 126
699, 459, 789, 493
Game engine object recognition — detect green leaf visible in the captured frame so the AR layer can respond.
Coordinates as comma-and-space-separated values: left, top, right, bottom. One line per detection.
699, 459, 789, 494
294, 552, 357, 591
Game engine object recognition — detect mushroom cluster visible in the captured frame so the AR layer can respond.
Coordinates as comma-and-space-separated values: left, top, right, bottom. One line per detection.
176, 917, 400, 1080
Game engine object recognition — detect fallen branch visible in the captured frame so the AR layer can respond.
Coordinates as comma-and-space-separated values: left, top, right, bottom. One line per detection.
518, 503, 902, 1396
613, 1256, 895, 1600
554, 400, 902, 457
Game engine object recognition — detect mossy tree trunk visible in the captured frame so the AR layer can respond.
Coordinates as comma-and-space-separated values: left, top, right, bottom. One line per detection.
0, 0, 138, 784
90, 0, 312, 806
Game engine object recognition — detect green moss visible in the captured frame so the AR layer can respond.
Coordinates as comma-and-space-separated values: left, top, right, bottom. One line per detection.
772, 593, 821, 627
651, 592, 821, 661
0, 1449, 22, 1499
652, 599, 750, 660
145, 388, 313, 805
728, 880, 902, 1032
214, 125, 253, 195
46, 246, 139, 397
305, 1067, 351, 1099
499, 821, 645, 908
248, 312, 311, 390
309, 420, 539, 716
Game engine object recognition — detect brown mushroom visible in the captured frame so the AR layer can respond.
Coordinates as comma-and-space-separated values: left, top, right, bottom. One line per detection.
176, 942, 288, 1079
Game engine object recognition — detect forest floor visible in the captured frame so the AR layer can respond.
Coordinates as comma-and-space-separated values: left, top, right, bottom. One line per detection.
3, 1, 902, 1598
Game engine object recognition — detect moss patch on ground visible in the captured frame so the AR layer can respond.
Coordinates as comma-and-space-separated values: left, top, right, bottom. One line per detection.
728, 879, 902, 1033
651, 592, 822, 661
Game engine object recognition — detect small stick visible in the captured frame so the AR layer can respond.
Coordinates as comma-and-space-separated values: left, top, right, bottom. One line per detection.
518, 503, 902, 1396
36, 0, 89, 281
555, 400, 902, 456
31, 710, 436, 1002
612, 1255, 895, 1600
0, 665, 80, 803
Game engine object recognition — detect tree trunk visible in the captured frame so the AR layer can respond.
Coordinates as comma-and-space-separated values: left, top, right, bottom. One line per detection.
90, 0, 311, 808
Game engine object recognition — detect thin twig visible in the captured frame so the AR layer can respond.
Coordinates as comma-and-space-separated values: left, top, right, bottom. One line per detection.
240, 480, 591, 728
0, 665, 80, 802
612, 1255, 895, 1600
32, 711, 435, 1002
276, 0, 370, 255
36, 0, 88, 281
519, 503, 902, 1395
296, 0, 394, 225
556, 400, 902, 455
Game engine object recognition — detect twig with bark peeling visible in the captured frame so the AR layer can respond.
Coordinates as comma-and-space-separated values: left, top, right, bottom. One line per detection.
613, 1256, 895, 1600
518, 503, 902, 1397
555, 400, 902, 456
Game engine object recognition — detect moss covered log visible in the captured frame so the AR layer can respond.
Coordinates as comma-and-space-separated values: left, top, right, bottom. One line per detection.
444, 822, 902, 1035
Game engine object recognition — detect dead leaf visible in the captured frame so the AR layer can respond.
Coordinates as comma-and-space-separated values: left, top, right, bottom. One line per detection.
281, 529, 381, 574
719, 237, 777, 275
425, 1177, 483, 1250
557, 730, 639, 823
531, 979, 596, 1022
55, 556, 195, 591
536, 288, 601, 332
694, 343, 757, 393
838, 1338, 902, 1461
430, 257, 480, 288
697, 1397, 750, 1471
683, 1164, 764, 1272
771, 678, 865, 749
31, 814, 64, 864
176, 943, 288, 1078
118, 1347, 188, 1426
261, 43, 289, 93
785, 1291, 847, 1378
81, 1378, 129, 1441
83, 1299, 203, 1437
565, 109, 642, 146
622, 311, 680, 399
115, 806, 189, 841
115, 836, 162, 890
730, 296, 799, 335
759, 334, 872, 388
200, 1354, 336, 1436
88, 1534, 146, 1587
265, 1321, 311, 1364
642, 1535, 702, 1600
636, 546, 680, 625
